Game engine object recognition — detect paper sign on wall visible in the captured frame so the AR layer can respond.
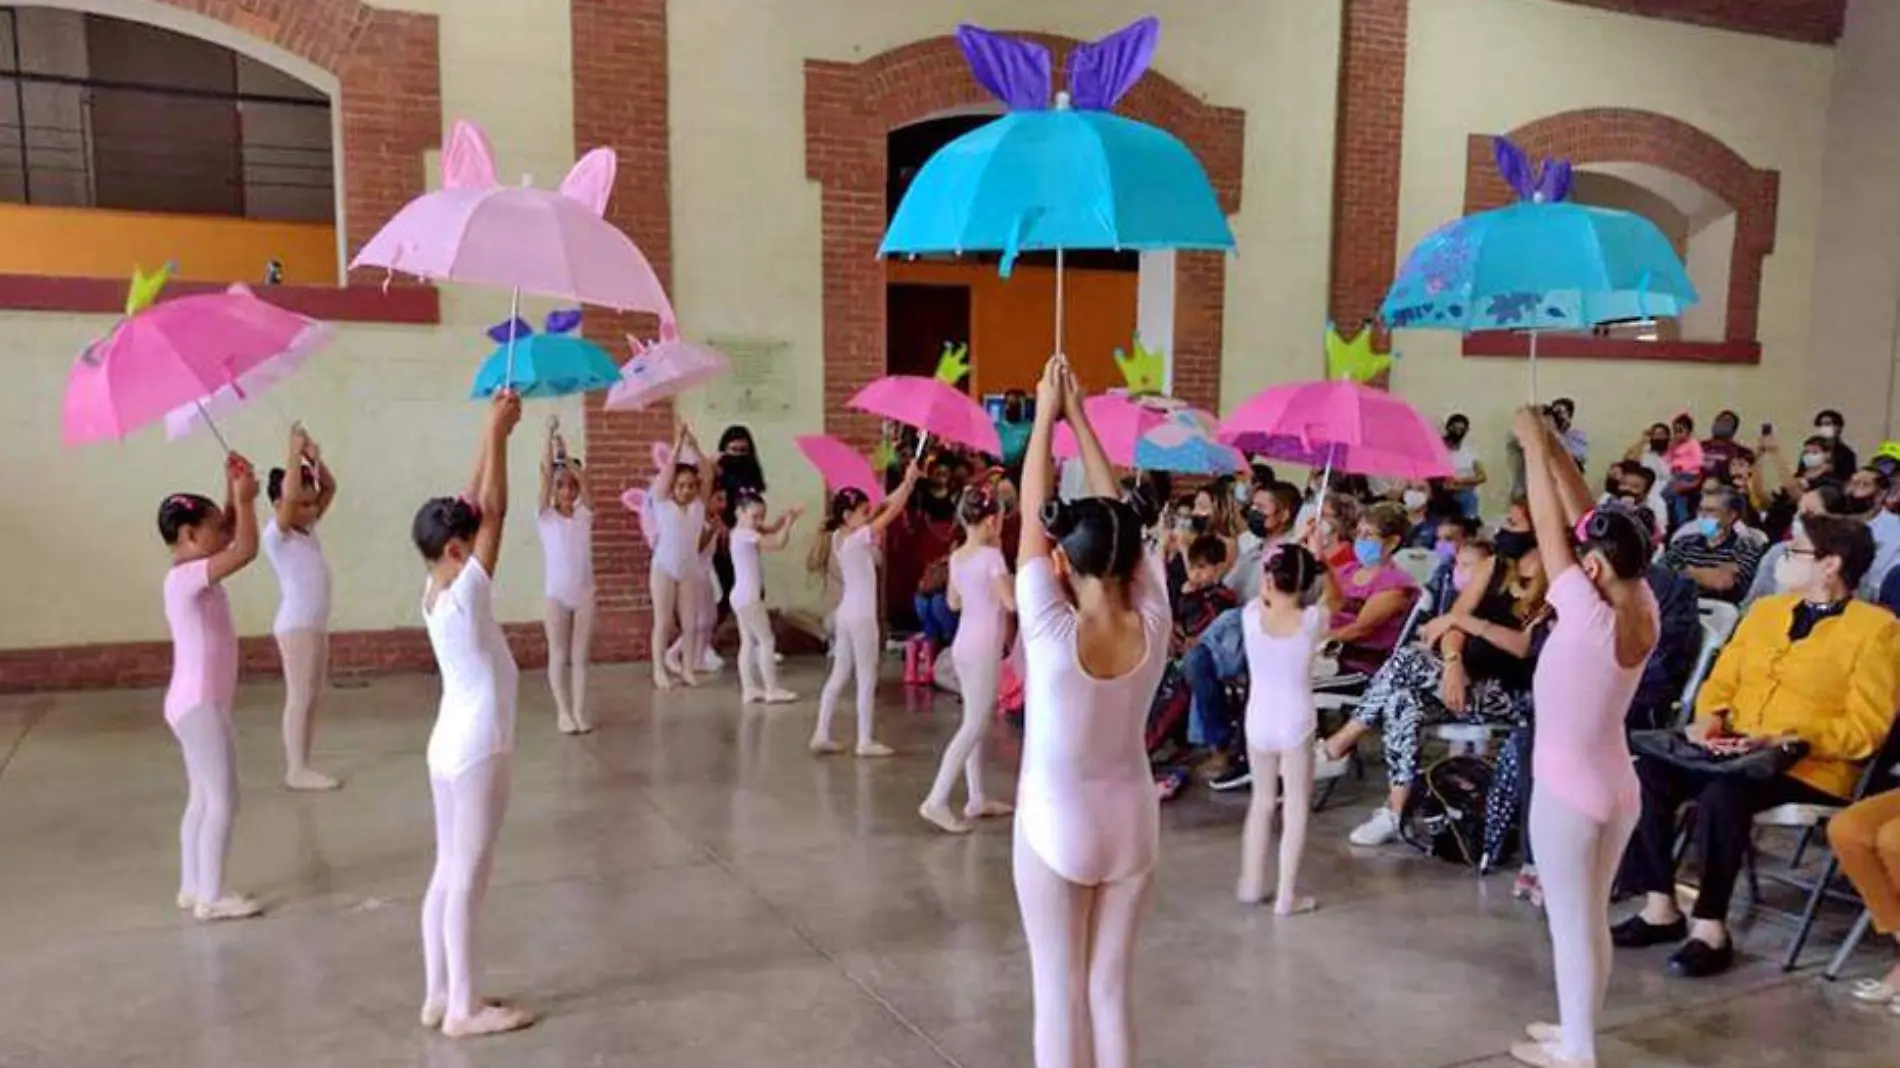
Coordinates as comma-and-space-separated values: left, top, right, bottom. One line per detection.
701, 335, 794, 418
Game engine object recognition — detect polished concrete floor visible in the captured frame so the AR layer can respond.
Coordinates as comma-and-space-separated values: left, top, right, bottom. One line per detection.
0, 656, 1893, 1068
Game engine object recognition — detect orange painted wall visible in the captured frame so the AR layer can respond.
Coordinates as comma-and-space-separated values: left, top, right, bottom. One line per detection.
886, 261, 1139, 397
0, 204, 338, 285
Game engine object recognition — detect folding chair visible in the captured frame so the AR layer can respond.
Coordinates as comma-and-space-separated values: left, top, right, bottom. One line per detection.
1312, 587, 1434, 810
1677, 599, 1740, 723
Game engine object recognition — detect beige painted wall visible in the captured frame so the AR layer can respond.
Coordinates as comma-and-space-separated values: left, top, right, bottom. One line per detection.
1395, 0, 1834, 513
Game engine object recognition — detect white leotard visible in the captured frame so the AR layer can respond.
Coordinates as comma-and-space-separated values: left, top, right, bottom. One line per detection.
422, 560, 519, 780
262, 519, 331, 635
729, 527, 764, 609
537, 505, 595, 609
651, 499, 705, 582
834, 527, 878, 625
1014, 549, 1170, 885
1241, 602, 1328, 752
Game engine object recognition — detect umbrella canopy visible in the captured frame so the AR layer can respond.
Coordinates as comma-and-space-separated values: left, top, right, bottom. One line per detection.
1134, 407, 1243, 475
1051, 392, 1178, 465
164, 285, 333, 440
1218, 380, 1452, 480
849, 375, 1001, 456
352, 120, 674, 316
66, 285, 331, 446
470, 326, 619, 401
794, 434, 885, 505
603, 327, 730, 412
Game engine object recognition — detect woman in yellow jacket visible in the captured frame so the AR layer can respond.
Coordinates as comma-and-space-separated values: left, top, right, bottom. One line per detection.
1613, 515, 1900, 979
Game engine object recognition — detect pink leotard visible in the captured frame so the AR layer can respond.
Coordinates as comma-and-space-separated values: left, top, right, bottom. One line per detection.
950, 546, 1010, 665
1532, 567, 1657, 822
1242, 602, 1329, 752
163, 559, 238, 725
1015, 550, 1170, 885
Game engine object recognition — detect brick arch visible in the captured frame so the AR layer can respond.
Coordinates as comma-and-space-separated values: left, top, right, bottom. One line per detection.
1465, 108, 1779, 355
806, 34, 1245, 452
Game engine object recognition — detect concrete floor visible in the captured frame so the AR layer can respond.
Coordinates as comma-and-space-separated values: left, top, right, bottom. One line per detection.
0, 657, 1893, 1068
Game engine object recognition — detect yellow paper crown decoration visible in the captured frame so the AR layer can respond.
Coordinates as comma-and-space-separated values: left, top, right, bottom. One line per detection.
1114, 334, 1166, 395
1325, 320, 1394, 383
125, 260, 177, 316
870, 437, 900, 473
934, 341, 970, 386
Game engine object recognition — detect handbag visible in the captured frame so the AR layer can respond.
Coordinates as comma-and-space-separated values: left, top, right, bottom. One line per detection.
1629, 729, 1810, 782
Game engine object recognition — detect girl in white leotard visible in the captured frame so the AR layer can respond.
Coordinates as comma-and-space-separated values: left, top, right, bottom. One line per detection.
1015, 355, 1170, 1068
728, 489, 803, 703
537, 416, 595, 735
807, 464, 919, 757
919, 485, 1018, 834
264, 422, 339, 791
649, 423, 709, 690
410, 391, 534, 1040
1237, 543, 1326, 915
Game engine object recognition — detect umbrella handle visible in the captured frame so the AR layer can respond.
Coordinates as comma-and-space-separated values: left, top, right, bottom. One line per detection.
195, 399, 232, 455
913, 431, 929, 464
503, 286, 521, 392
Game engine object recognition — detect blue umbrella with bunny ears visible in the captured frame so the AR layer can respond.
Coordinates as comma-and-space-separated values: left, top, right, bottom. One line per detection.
469, 308, 620, 399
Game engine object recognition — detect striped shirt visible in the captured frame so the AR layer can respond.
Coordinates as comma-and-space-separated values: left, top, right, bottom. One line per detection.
1663, 534, 1764, 604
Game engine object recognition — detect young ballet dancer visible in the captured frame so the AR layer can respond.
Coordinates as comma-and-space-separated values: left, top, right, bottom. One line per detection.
412, 390, 535, 1038
160, 452, 266, 922
1236, 543, 1324, 915
650, 423, 709, 690
265, 422, 340, 791
1511, 406, 1657, 1068
919, 484, 1018, 833
1015, 354, 1169, 1068
809, 464, 919, 757
728, 488, 802, 703
538, 415, 595, 735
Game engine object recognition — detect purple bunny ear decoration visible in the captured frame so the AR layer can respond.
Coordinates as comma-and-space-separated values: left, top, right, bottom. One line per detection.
544, 308, 584, 335
955, 24, 1053, 111
1492, 136, 1572, 203
1067, 17, 1158, 111
486, 316, 534, 345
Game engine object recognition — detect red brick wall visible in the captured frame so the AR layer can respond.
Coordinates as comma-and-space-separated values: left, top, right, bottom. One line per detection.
1328, 0, 1410, 338
805, 35, 1244, 456
1548, 0, 1845, 45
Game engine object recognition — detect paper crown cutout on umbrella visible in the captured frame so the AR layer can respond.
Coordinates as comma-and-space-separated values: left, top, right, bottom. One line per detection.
486, 308, 584, 344
1325, 322, 1394, 384
1114, 335, 1166, 395
935, 342, 970, 386
870, 437, 901, 473
1493, 137, 1573, 204
126, 261, 176, 316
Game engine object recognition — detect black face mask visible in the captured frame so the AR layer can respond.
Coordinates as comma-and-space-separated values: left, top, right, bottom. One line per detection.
1189, 515, 1210, 534
1245, 510, 1270, 538
1712, 421, 1737, 441
1849, 493, 1878, 514
1445, 427, 1467, 446
1604, 476, 1622, 497
1649, 437, 1669, 454
1493, 530, 1535, 560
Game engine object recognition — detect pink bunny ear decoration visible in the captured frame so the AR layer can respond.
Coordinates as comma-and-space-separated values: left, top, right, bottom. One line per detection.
650, 440, 674, 470
620, 486, 656, 546
442, 121, 498, 190
560, 148, 617, 217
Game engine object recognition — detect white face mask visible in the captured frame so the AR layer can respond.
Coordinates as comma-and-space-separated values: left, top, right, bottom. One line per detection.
1817, 424, 1840, 440
1774, 552, 1817, 595
1402, 490, 1428, 511
1801, 451, 1826, 470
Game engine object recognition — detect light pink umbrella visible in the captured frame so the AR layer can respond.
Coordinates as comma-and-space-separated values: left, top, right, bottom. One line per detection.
163, 286, 334, 440
848, 375, 1002, 456
1051, 392, 1177, 465
64, 287, 331, 449
603, 325, 729, 411
794, 434, 885, 504
1217, 379, 1451, 479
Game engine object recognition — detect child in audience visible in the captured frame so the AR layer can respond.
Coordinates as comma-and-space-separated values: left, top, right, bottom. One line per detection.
920, 485, 1017, 833
809, 464, 919, 757
160, 453, 265, 922
412, 390, 535, 1038
728, 489, 801, 703
538, 416, 595, 735
650, 423, 709, 689
265, 422, 340, 790
1175, 536, 1238, 658
1237, 544, 1325, 915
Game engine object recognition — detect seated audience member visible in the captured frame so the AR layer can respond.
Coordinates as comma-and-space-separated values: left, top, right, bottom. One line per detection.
1318, 539, 1549, 846
1662, 486, 1763, 604
1847, 466, 1900, 599
1180, 604, 1246, 759
1744, 483, 1849, 605
1796, 433, 1845, 493
1700, 409, 1755, 484
1493, 496, 1538, 563
1726, 451, 1769, 529
1628, 422, 1675, 489
1663, 413, 1706, 530
1442, 413, 1487, 519
1302, 492, 1363, 573
1191, 483, 1243, 572
1228, 481, 1300, 604
1604, 461, 1667, 541
1550, 397, 1588, 471
1615, 516, 1900, 978
1322, 502, 1422, 676
1175, 536, 1238, 660
1399, 480, 1439, 550
1826, 775, 1900, 1005
1427, 515, 1482, 611
1816, 408, 1859, 476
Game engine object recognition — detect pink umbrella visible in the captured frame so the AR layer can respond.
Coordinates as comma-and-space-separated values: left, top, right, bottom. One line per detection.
603, 325, 729, 411
795, 434, 885, 504
1052, 393, 1179, 464
163, 286, 334, 440
64, 287, 332, 448
848, 375, 1001, 456
1217, 379, 1451, 479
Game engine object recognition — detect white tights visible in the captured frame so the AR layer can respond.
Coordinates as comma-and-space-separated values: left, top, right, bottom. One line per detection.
276, 629, 331, 784
1237, 742, 1316, 908
172, 705, 238, 904
734, 603, 783, 697
814, 616, 880, 748
1013, 823, 1154, 1068
1528, 783, 1638, 1065
543, 597, 596, 730
421, 754, 513, 1022
649, 568, 704, 684
923, 651, 998, 810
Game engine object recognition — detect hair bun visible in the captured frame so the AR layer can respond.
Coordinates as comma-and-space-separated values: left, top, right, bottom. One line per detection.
1121, 484, 1162, 528
1040, 498, 1076, 538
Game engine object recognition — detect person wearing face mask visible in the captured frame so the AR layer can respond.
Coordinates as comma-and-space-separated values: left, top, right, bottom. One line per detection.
1493, 497, 1538, 562
1743, 484, 1850, 606
1442, 414, 1487, 519
1601, 461, 1667, 542
1661, 486, 1763, 604
1698, 409, 1755, 484
1314, 503, 1420, 677
1846, 466, 1900, 599
1616, 515, 1900, 981
1814, 408, 1859, 475
1426, 515, 1481, 611
1626, 422, 1675, 488
1659, 413, 1706, 531
1226, 481, 1300, 603
1398, 480, 1441, 550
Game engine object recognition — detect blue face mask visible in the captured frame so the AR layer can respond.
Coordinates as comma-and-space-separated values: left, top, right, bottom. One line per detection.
1696, 516, 1721, 539
1433, 538, 1458, 561
1353, 537, 1385, 568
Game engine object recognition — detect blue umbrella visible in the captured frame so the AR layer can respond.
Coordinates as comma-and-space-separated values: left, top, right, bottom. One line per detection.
1133, 407, 1244, 475
880, 20, 1235, 353
470, 309, 620, 399
1381, 138, 1697, 397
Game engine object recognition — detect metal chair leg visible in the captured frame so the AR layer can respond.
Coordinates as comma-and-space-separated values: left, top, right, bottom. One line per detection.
1789, 825, 1818, 871
1783, 854, 1840, 972
1825, 910, 1875, 981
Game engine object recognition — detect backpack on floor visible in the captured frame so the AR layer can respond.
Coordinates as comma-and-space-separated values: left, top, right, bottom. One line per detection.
1399, 755, 1492, 867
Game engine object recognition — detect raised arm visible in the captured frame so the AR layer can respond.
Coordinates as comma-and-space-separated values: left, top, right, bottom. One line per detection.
1018, 356, 1066, 566
1514, 407, 1579, 575
539, 416, 558, 513
762, 507, 802, 551
1060, 358, 1119, 500
274, 424, 310, 531
472, 391, 522, 578
869, 463, 920, 536
207, 453, 262, 584
308, 436, 336, 520
1540, 417, 1595, 529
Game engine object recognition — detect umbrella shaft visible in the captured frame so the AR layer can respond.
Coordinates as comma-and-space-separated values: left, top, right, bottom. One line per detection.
504, 286, 520, 391
196, 399, 231, 454
1054, 248, 1065, 357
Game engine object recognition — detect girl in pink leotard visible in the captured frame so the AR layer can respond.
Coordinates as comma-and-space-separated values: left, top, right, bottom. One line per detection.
1511, 407, 1657, 1068
1237, 543, 1327, 915
1015, 355, 1169, 1068
919, 485, 1018, 834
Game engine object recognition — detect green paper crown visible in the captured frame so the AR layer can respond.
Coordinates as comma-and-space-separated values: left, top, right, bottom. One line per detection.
934, 342, 970, 386
126, 261, 177, 316
1114, 334, 1166, 395
870, 438, 900, 473
1325, 321, 1393, 383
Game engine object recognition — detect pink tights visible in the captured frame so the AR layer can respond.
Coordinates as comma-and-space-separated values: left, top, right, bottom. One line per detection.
1237, 743, 1315, 907
543, 597, 596, 730
1013, 823, 1153, 1068
923, 653, 998, 810
275, 629, 331, 784
649, 569, 703, 685
172, 705, 238, 904
1527, 783, 1638, 1064
421, 755, 513, 1022
814, 617, 881, 748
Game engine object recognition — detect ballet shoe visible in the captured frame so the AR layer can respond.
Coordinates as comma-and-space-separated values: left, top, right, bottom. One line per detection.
653, 670, 676, 691
678, 672, 701, 688
442, 1003, 536, 1039
762, 689, 799, 704
194, 895, 264, 922
809, 738, 843, 755
1509, 1039, 1593, 1068
176, 892, 197, 911
556, 713, 581, 735
420, 1001, 446, 1029
572, 718, 594, 735
742, 690, 763, 704
1526, 1023, 1561, 1044
918, 802, 973, 834
663, 646, 684, 677
1272, 894, 1318, 917
964, 799, 1013, 820
855, 741, 895, 758
284, 767, 341, 791
1235, 881, 1267, 906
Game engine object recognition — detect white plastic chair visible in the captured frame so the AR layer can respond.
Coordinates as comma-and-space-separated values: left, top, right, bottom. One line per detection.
1677, 599, 1741, 720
